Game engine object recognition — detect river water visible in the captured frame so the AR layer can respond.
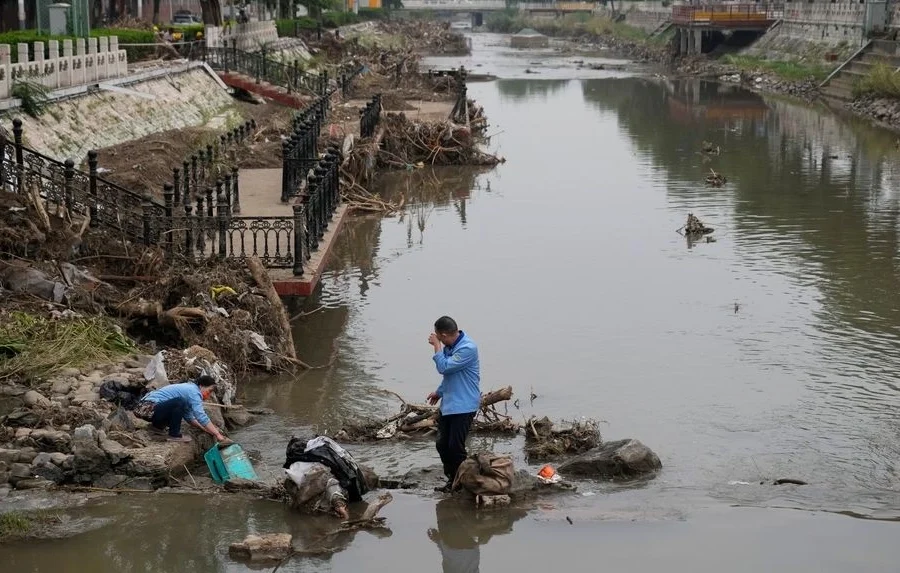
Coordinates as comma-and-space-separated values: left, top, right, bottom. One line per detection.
8, 33, 900, 571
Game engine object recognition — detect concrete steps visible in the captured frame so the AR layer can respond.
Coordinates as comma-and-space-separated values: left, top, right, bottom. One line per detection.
648, 21, 673, 39
821, 40, 900, 102
860, 51, 900, 67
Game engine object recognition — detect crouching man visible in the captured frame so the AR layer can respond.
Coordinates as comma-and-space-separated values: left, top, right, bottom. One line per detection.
134, 375, 232, 445
282, 435, 377, 518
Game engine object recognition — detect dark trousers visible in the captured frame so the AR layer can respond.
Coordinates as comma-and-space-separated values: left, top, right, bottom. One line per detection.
150, 397, 188, 438
436, 412, 476, 481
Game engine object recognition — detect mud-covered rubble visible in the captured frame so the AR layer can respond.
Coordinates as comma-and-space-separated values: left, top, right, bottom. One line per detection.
0, 347, 256, 493
717, 70, 820, 101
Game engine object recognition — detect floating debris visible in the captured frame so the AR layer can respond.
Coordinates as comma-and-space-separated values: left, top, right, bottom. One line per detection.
705, 169, 727, 186
701, 140, 721, 155
678, 213, 714, 236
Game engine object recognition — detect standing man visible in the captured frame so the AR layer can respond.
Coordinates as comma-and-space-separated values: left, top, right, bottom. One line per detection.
427, 316, 481, 492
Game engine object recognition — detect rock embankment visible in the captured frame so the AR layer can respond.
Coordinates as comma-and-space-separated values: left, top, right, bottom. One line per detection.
845, 96, 900, 130
0, 348, 254, 494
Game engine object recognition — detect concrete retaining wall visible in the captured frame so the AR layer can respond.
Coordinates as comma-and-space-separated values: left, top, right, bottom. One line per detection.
0, 66, 237, 163
779, 2, 867, 47
0, 37, 128, 101
614, 1, 671, 33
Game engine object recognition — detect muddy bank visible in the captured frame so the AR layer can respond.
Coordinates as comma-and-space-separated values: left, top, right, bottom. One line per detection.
93, 100, 293, 198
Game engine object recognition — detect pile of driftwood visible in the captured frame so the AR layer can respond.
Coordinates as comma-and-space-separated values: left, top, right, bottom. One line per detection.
335, 386, 518, 442
335, 386, 601, 458
376, 113, 501, 169
524, 416, 601, 460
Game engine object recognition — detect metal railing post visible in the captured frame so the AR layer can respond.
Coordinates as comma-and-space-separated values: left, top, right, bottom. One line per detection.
141, 195, 153, 246
184, 202, 194, 259
63, 158, 74, 213
293, 203, 305, 276
217, 185, 228, 258
173, 167, 181, 208
88, 150, 99, 226
163, 183, 174, 249
231, 166, 241, 213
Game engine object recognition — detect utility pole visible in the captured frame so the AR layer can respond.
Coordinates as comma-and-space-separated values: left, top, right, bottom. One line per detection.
18, 0, 26, 29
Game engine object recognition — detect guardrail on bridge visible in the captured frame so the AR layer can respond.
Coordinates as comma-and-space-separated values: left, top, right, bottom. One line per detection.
671, 3, 784, 27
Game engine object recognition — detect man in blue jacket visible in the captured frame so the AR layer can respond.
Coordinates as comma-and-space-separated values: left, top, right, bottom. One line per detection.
134, 375, 232, 445
427, 316, 481, 492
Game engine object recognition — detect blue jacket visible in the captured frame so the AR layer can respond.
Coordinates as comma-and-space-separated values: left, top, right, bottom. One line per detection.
433, 331, 481, 415
142, 382, 211, 426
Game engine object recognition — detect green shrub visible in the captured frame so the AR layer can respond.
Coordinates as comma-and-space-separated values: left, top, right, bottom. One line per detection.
0, 27, 162, 62
854, 62, 900, 98
722, 54, 831, 82
276, 9, 387, 36
10, 80, 49, 118
0, 312, 136, 382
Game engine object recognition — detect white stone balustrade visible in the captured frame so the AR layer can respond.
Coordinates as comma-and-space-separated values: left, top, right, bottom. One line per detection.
206, 21, 280, 51
0, 36, 128, 101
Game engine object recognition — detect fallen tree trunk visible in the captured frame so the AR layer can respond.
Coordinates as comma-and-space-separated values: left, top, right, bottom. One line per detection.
246, 255, 297, 362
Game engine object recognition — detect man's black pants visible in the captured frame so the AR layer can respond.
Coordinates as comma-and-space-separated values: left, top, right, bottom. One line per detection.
436, 411, 476, 481
150, 397, 188, 438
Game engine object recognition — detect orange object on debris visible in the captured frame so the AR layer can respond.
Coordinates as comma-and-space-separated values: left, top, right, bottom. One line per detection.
538, 465, 556, 479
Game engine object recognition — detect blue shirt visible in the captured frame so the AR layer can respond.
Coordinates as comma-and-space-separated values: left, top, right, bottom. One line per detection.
142, 382, 210, 426
433, 331, 481, 415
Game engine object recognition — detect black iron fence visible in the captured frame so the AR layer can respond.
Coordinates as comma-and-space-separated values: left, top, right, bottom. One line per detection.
170, 119, 257, 216
156, 148, 340, 275
281, 95, 330, 203
299, 145, 343, 271
0, 49, 364, 279
360, 94, 382, 139
1, 119, 167, 245
188, 41, 328, 96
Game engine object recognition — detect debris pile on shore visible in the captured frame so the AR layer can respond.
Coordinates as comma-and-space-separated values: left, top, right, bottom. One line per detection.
0, 183, 296, 492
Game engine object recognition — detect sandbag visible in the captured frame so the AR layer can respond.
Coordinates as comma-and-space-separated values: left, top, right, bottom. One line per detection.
452, 452, 514, 496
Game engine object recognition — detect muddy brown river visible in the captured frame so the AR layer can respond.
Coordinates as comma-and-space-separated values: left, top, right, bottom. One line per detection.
8, 33, 900, 571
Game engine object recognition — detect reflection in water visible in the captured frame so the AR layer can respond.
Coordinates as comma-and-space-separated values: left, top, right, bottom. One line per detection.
584, 76, 900, 510
427, 499, 528, 573
497, 79, 570, 103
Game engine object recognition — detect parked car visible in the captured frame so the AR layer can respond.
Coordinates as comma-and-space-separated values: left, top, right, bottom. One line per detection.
172, 11, 201, 24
